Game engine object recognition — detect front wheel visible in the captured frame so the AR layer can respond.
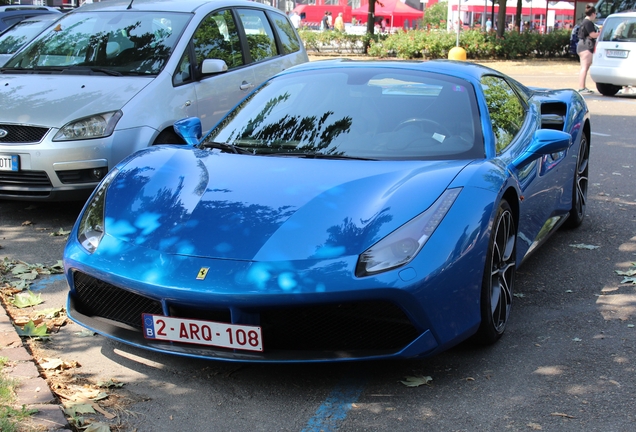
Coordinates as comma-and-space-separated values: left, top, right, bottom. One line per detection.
474, 200, 516, 345
595, 83, 621, 96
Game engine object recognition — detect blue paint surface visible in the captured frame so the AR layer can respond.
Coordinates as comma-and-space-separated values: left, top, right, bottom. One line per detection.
30, 274, 65, 291
302, 375, 367, 432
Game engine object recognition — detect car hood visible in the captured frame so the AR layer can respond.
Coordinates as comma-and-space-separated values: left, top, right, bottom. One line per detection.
0, 74, 152, 126
102, 146, 472, 261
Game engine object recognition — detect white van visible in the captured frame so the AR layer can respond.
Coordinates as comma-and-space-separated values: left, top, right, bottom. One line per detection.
590, 11, 636, 95
0, 0, 308, 201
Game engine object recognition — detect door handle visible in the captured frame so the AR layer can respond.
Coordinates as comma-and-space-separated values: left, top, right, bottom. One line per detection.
240, 81, 254, 91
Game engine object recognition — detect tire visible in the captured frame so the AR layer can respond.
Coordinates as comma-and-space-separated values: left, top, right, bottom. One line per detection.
153, 129, 185, 145
474, 200, 516, 345
595, 83, 621, 96
563, 132, 589, 229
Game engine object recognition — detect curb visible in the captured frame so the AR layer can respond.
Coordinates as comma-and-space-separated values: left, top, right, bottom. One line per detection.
0, 305, 69, 431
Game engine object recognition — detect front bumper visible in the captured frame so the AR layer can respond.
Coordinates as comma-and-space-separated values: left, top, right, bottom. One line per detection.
64, 228, 485, 363
0, 125, 156, 201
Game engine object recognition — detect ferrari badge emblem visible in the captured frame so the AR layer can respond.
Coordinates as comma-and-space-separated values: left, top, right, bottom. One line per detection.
196, 267, 209, 280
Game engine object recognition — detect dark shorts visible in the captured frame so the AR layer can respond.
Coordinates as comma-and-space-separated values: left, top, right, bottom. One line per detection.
576, 39, 594, 54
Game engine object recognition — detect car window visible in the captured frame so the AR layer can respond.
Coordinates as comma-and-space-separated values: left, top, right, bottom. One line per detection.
267, 11, 300, 55
5, 11, 191, 75
237, 9, 277, 62
0, 19, 51, 55
600, 16, 636, 41
480, 75, 526, 153
205, 68, 484, 161
192, 9, 244, 71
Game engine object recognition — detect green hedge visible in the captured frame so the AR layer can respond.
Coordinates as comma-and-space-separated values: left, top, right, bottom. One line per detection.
299, 29, 572, 60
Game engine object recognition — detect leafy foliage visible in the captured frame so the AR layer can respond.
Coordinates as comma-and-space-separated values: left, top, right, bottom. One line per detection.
300, 29, 572, 60
422, 1, 448, 29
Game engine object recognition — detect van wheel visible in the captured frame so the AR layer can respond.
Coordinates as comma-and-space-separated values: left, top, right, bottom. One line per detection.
153, 129, 185, 145
595, 83, 621, 96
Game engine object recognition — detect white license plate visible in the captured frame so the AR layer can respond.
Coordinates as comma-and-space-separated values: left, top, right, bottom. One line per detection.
142, 314, 263, 352
606, 49, 628, 58
0, 154, 19, 171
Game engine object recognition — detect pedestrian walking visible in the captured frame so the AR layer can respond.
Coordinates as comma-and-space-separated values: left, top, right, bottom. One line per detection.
576, 6, 600, 94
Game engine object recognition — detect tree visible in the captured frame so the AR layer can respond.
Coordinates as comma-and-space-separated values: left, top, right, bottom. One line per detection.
422, 1, 447, 29
515, 0, 522, 31
367, 0, 377, 35
496, 0, 506, 37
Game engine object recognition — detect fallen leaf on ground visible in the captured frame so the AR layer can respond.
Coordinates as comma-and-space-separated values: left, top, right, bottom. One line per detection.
14, 320, 49, 339
400, 375, 432, 387
569, 243, 599, 250
527, 423, 543, 430
12, 290, 43, 308
97, 379, 125, 388
50, 228, 71, 237
83, 423, 111, 432
21, 220, 33, 226
551, 412, 575, 418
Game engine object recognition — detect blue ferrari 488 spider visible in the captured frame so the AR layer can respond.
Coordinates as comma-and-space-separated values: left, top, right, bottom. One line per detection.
64, 60, 590, 363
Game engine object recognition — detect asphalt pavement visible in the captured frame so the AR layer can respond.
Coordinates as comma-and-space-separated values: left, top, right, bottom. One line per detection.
1, 57, 636, 432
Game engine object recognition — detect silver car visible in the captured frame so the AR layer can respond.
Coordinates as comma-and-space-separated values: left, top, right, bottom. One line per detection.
0, 0, 308, 201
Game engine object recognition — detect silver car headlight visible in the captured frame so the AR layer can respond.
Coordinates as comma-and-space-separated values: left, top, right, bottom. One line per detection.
53, 111, 122, 141
77, 168, 119, 253
356, 188, 462, 277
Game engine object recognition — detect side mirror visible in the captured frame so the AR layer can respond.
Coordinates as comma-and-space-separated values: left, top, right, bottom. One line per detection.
201, 59, 228, 75
512, 129, 571, 169
174, 117, 202, 146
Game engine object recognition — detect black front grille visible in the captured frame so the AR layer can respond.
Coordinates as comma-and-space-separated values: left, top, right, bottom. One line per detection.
261, 302, 419, 351
0, 170, 53, 197
0, 124, 49, 143
73, 272, 163, 329
72, 271, 420, 353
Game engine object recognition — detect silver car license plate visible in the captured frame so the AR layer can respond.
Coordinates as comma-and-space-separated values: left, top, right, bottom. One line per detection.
0, 155, 19, 171
606, 49, 629, 58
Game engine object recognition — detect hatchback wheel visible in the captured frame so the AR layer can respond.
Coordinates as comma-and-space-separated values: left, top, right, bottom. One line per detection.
595, 83, 621, 96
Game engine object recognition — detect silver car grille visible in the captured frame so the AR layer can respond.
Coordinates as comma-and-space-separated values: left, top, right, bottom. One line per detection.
0, 124, 49, 143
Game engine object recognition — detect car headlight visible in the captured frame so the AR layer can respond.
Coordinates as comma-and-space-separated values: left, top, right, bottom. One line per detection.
356, 188, 462, 277
53, 111, 122, 141
77, 168, 119, 253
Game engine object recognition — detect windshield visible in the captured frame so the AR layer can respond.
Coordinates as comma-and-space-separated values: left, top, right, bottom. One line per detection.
600, 15, 636, 41
205, 68, 484, 161
4, 11, 191, 75
0, 18, 56, 55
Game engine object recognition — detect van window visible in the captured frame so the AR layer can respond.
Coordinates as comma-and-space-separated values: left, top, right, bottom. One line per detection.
192, 10, 244, 71
237, 9, 277, 62
600, 16, 636, 41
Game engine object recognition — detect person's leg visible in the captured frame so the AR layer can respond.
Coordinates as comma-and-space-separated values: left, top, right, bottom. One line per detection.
578, 50, 593, 90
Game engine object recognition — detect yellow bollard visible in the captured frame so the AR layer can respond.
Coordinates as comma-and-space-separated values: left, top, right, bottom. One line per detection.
448, 47, 467, 61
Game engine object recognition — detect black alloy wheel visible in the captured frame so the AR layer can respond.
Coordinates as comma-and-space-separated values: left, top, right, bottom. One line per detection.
564, 132, 589, 229
474, 199, 516, 345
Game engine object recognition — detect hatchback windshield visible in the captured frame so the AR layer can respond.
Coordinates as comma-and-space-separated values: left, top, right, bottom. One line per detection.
205, 68, 484, 160
599, 15, 636, 41
4, 11, 192, 75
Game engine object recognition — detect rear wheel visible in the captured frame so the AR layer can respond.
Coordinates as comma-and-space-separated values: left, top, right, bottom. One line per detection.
564, 132, 589, 229
595, 83, 621, 96
474, 200, 516, 345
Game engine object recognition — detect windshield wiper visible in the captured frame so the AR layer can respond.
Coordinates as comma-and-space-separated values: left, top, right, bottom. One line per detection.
61, 66, 123, 76
199, 141, 252, 154
265, 152, 376, 160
